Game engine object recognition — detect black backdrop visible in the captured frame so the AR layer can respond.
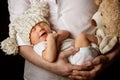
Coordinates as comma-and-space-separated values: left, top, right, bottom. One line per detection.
0, 0, 24, 80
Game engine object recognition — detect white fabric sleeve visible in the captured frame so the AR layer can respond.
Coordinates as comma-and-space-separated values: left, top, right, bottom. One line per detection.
33, 41, 47, 56
8, 0, 30, 22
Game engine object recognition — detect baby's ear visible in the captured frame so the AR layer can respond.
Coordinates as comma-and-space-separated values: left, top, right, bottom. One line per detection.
95, 0, 102, 5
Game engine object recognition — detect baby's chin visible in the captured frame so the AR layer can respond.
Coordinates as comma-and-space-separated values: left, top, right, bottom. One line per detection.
39, 37, 47, 42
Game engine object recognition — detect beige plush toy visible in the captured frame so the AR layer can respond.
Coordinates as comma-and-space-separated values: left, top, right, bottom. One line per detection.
92, 0, 120, 54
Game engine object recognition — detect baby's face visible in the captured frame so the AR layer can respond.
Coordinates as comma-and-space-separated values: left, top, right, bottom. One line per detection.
30, 22, 51, 45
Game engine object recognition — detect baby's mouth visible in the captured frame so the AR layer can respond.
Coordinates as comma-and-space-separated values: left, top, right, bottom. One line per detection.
40, 31, 47, 37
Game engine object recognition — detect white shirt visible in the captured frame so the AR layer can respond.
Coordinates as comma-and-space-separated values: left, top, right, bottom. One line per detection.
8, 0, 98, 38
8, 0, 98, 80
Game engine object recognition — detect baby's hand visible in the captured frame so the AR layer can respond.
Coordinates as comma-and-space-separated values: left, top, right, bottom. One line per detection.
47, 33, 54, 40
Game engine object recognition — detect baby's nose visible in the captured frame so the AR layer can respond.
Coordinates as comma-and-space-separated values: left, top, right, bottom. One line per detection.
38, 27, 44, 32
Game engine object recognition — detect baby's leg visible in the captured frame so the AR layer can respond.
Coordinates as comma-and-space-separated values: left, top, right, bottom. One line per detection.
75, 34, 91, 48
69, 33, 98, 65
75, 33, 98, 48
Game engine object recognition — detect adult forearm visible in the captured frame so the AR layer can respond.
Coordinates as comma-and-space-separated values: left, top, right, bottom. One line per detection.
105, 43, 120, 65
19, 46, 52, 70
97, 43, 120, 71
19, 46, 81, 77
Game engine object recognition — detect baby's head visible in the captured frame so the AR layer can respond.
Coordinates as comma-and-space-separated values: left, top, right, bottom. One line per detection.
30, 21, 51, 45
0, 1, 49, 55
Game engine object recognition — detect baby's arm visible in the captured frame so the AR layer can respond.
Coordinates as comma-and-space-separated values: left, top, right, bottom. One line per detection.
42, 33, 57, 62
42, 30, 70, 62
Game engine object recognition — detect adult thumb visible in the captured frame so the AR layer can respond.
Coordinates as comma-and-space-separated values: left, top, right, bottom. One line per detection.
59, 48, 79, 59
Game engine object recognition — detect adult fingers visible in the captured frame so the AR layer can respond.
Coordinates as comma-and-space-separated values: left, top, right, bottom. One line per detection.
70, 70, 95, 80
92, 55, 108, 65
80, 61, 94, 70
69, 75, 88, 80
59, 48, 79, 59
78, 55, 107, 71
70, 64, 103, 80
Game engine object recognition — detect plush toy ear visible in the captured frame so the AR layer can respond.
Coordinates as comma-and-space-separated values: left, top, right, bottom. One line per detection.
95, 0, 102, 5
91, 19, 97, 27
99, 35, 118, 54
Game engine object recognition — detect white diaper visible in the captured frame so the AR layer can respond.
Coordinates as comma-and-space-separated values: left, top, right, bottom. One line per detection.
68, 45, 99, 65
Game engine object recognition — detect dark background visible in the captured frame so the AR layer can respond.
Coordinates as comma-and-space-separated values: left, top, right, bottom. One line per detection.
0, 0, 120, 80
0, 0, 24, 80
